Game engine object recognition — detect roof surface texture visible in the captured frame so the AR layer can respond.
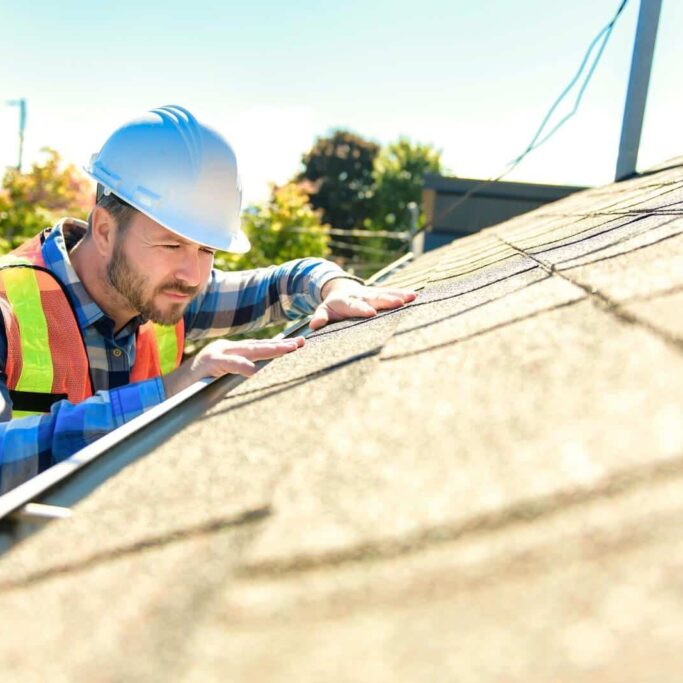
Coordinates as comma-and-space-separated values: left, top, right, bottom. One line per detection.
1, 158, 683, 681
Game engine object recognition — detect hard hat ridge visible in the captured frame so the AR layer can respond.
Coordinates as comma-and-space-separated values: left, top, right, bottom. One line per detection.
150, 105, 204, 178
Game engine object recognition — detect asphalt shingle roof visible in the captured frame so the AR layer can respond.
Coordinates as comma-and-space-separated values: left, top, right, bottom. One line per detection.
1, 157, 683, 681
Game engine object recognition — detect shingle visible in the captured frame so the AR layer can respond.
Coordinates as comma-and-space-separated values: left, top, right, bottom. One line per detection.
382, 269, 583, 358
543, 214, 683, 271
3, 439, 683, 682
381, 243, 447, 289
622, 288, 683, 339
563, 224, 683, 300
2, 155, 683, 682
240, 299, 683, 570
179, 473, 683, 683
0, 527, 257, 683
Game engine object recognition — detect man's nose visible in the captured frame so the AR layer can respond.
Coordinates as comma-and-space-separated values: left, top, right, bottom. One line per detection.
175, 251, 202, 286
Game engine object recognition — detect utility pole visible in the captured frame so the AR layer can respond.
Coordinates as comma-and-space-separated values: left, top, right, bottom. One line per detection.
615, 0, 662, 181
5, 98, 27, 171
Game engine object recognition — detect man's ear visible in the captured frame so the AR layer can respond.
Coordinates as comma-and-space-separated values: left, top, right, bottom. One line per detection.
89, 206, 117, 258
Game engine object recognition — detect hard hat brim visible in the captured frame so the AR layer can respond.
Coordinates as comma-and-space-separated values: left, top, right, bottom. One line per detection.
84, 168, 251, 254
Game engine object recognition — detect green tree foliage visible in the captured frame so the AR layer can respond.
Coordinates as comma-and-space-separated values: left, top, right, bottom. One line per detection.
370, 138, 442, 232
347, 138, 443, 276
296, 132, 442, 276
216, 182, 330, 271
0, 149, 91, 252
298, 130, 379, 232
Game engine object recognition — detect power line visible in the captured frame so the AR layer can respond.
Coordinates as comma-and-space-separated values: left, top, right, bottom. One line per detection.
328, 239, 410, 256
517, 0, 629, 158
249, 223, 411, 240
422, 0, 630, 234
324, 227, 409, 240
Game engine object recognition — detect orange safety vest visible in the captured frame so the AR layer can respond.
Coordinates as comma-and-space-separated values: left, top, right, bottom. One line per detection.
0, 232, 184, 417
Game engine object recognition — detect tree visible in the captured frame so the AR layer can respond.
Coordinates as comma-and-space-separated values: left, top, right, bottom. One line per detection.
350, 138, 443, 274
369, 138, 442, 233
0, 148, 91, 252
298, 130, 379, 234
216, 182, 329, 272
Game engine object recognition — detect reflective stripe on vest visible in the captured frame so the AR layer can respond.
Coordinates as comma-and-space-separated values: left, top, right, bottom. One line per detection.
1, 263, 53, 394
153, 323, 180, 376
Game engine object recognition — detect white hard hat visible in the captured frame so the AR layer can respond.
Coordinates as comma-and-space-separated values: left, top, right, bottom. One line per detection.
85, 105, 249, 253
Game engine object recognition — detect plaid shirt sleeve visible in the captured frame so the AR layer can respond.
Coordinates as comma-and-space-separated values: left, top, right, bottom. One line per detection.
183, 258, 359, 340
0, 257, 357, 493
0, 374, 165, 494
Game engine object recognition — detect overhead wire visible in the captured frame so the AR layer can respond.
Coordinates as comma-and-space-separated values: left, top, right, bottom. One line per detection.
248, 224, 411, 240
513, 0, 629, 157
328, 239, 410, 256
420, 0, 631, 234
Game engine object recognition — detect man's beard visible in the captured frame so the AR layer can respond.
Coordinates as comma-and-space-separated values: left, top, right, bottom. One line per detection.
107, 239, 199, 325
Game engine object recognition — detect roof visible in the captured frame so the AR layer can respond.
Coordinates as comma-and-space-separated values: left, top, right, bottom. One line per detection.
422, 173, 588, 243
424, 172, 587, 200
1, 156, 683, 681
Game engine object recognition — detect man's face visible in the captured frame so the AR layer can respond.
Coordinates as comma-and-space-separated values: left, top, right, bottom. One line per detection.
106, 213, 215, 325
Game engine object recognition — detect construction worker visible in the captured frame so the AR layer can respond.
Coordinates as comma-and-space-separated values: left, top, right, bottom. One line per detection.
0, 105, 415, 493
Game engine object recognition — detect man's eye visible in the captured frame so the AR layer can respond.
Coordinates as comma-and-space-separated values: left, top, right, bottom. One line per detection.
162, 244, 180, 249
200, 248, 215, 256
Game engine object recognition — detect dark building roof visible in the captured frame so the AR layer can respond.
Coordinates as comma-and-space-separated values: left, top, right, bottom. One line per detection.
420, 173, 587, 251
1, 156, 683, 681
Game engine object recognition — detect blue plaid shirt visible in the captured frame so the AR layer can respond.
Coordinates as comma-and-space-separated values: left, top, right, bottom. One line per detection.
0, 219, 351, 493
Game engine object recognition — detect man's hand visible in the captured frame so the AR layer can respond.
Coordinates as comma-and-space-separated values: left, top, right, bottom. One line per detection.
162, 337, 305, 397
309, 278, 416, 331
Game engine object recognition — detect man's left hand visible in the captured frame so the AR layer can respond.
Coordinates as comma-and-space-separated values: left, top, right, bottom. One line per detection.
309, 279, 416, 331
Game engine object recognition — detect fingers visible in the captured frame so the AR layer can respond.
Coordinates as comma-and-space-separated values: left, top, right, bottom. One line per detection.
210, 354, 258, 378
311, 287, 417, 331
309, 304, 331, 330
194, 336, 305, 379
368, 293, 405, 309
342, 296, 377, 316
165, 337, 305, 396
381, 288, 417, 301
310, 296, 375, 331
364, 289, 417, 309
225, 337, 304, 361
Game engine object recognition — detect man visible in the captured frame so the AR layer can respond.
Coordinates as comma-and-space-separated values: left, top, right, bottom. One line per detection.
0, 105, 414, 493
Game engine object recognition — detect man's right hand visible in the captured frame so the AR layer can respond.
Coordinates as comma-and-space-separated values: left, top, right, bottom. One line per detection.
162, 337, 305, 397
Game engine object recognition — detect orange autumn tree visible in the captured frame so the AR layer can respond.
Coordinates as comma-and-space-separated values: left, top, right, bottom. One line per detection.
0, 148, 92, 252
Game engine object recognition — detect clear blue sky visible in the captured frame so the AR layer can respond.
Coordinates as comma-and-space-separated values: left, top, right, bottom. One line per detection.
1, 0, 681, 204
